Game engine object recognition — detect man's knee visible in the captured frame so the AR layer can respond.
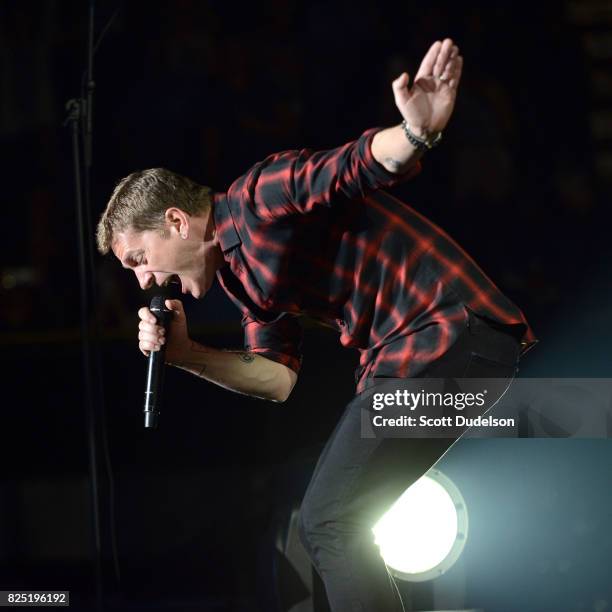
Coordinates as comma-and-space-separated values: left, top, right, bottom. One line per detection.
297, 496, 317, 554
298, 489, 336, 556
297, 511, 310, 555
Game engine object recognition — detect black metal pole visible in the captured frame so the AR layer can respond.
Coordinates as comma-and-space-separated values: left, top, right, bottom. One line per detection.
66, 94, 104, 612
64, 0, 117, 608
65, 5, 125, 607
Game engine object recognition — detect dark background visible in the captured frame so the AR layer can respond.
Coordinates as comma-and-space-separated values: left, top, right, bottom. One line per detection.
2, 1, 612, 610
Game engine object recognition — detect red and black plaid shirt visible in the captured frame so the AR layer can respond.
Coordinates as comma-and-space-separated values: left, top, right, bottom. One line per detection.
213, 128, 537, 393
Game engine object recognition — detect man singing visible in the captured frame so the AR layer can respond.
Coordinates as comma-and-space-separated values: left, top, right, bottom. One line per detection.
97, 39, 536, 611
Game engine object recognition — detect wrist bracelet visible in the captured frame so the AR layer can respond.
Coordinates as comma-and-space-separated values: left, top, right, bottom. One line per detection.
401, 120, 442, 151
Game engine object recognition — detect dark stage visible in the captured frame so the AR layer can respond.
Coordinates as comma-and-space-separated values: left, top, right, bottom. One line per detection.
3, 1, 612, 610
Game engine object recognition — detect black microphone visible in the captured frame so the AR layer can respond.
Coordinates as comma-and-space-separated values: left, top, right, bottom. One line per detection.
144, 295, 172, 429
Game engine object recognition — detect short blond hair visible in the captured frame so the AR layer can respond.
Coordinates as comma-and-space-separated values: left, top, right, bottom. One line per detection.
96, 168, 212, 254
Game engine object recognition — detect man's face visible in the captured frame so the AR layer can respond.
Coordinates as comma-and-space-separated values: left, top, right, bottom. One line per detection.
112, 225, 221, 299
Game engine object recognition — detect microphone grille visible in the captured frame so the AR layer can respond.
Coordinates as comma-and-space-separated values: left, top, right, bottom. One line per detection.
149, 295, 165, 311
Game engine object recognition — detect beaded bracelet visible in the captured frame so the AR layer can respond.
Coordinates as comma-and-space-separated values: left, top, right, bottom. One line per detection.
401, 119, 443, 151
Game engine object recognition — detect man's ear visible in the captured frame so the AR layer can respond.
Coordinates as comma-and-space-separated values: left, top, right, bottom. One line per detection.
164, 207, 190, 239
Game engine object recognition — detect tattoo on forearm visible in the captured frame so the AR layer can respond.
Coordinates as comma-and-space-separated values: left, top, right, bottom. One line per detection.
172, 348, 255, 378
384, 157, 403, 172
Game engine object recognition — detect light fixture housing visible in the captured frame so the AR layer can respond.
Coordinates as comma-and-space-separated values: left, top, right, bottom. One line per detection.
372, 468, 469, 582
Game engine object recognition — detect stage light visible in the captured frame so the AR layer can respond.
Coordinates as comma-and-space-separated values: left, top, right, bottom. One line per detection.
372, 468, 468, 582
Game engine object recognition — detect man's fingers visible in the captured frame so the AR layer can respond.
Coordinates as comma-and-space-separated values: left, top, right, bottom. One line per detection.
415, 40, 442, 81
448, 55, 463, 89
140, 343, 161, 354
392, 72, 409, 90
165, 299, 185, 321
392, 72, 411, 105
140, 328, 164, 348
440, 45, 460, 81
137, 303, 176, 357
138, 319, 165, 336
433, 38, 454, 77
138, 306, 157, 324
140, 328, 165, 343
138, 317, 165, 332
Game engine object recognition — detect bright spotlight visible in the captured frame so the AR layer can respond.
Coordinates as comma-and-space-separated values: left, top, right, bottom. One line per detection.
372, 468, 468, 582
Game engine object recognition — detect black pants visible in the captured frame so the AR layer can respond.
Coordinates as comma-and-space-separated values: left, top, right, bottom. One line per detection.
298, 309, 522, 612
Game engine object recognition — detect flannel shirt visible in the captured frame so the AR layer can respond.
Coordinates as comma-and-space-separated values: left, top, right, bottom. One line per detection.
213, 128, 537, 393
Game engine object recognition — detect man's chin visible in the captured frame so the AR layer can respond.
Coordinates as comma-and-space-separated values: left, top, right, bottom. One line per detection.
190, 285, 206, 299
188, 277, 214, 299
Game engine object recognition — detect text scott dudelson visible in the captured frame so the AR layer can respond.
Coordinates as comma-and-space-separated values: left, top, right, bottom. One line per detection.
372, 414, 515, 428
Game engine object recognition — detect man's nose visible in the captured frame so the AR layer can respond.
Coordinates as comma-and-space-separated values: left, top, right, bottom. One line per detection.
136, 270, 154, 290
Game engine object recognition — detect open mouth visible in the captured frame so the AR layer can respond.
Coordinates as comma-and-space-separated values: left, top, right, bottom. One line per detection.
163, 274, 181, 288
159, 275, 184, 293
160, 274, 190, 296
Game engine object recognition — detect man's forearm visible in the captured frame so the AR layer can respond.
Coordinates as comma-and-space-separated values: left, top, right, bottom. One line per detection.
371, 124, 425, 174
167, 340, 295, 402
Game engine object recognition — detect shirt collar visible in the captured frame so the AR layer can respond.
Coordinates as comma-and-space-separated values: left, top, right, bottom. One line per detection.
213, 192, 241, 253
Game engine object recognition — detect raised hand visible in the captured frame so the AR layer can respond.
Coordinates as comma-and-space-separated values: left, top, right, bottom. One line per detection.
392, 39, 463, 136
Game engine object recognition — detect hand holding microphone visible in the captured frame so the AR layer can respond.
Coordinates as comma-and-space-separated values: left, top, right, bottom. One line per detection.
139, 297, 189, 428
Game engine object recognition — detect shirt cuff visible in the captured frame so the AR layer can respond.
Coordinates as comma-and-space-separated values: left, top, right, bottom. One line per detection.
358, 127, 423, 188
242, 314, 303, 374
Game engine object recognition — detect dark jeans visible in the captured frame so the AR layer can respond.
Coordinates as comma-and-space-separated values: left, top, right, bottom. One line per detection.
298, 309, 522, 612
